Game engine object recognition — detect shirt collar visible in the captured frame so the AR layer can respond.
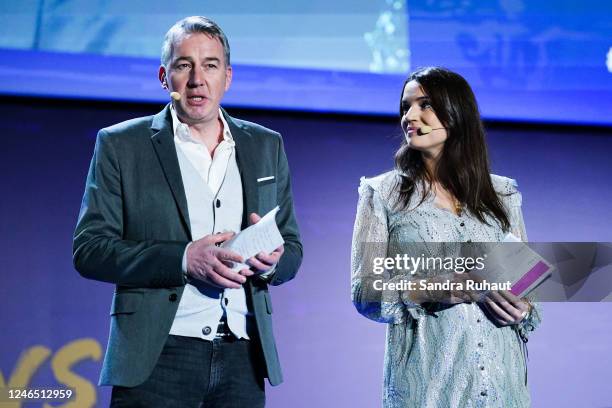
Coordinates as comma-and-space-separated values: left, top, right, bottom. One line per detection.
170, 105, 235, 146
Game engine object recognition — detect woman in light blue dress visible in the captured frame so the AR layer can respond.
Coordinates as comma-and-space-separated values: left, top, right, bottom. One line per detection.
351, 67, 540, 408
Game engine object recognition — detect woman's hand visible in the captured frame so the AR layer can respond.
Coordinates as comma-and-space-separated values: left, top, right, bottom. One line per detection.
483, 290, 530, 326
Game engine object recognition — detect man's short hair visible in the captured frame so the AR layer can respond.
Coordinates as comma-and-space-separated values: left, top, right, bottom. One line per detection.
161, 16, 231, 68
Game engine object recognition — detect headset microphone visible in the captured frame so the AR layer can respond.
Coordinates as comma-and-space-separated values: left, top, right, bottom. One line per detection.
417, 126, 445, 135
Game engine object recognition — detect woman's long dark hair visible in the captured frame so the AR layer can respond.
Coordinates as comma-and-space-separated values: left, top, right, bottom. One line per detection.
394, 67, 510, 231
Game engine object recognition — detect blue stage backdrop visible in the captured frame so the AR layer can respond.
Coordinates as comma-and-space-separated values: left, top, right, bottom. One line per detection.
0, 99, 611, 407
1, 0, 611, 124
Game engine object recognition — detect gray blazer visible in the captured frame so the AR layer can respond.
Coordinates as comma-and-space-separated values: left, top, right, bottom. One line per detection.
73, 105, 302, 387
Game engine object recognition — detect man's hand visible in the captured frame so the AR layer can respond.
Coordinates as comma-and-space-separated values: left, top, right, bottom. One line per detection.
186, 232, 247, 289
241, 213, 284, 276
483, 290, 530, 326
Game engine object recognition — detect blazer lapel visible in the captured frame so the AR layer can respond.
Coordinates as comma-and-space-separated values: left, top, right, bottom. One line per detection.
223, 109, 259, 229
150, 105, 192, 240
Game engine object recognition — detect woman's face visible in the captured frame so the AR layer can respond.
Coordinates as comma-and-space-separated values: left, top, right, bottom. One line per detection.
400, 80, 447, 157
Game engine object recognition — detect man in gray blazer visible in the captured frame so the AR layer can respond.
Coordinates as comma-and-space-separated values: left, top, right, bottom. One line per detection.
73, 16, 302, 407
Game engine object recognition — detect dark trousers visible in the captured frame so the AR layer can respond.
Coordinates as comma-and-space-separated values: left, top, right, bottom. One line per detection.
110, 335, 265, 408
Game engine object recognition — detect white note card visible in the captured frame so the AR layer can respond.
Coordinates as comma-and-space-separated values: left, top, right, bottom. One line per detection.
221, 206, 285, 271
474, 233, 554, 297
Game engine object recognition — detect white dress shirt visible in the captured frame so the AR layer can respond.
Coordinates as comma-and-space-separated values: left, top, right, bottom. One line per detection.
169, 106, 251, 340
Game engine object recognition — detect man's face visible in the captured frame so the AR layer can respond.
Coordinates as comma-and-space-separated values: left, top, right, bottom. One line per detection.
159, 33, 232, 126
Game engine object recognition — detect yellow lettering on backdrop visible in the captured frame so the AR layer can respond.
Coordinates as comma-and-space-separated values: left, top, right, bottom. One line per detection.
43, 338, 102, 408
0, 346, 52, 408
0, 338, 102, 408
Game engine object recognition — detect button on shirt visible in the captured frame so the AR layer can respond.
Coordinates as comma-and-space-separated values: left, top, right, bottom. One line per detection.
168, 106, 251, 341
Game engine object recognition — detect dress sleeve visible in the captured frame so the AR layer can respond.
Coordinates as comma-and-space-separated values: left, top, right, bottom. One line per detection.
351, 177, 409, 324
504, 178, 528, 241
505, 178, 542, 340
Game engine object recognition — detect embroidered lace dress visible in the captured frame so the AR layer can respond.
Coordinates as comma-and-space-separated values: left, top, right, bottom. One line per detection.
351, 171, 541, 408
